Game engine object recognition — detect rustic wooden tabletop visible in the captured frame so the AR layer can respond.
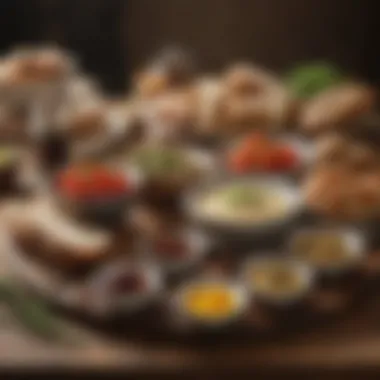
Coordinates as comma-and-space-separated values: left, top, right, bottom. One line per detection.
2, 216, 380, 376
2, 295, 380, 375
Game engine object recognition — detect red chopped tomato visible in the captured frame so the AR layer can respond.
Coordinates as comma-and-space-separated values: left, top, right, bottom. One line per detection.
57, 165, 131, 200
228, 149, 253, 173
268, 146, 298, 171
228, 133, 299, 174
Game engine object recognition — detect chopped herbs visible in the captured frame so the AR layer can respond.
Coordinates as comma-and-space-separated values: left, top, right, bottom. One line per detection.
0, 280, 72, 343
286, 62, 345, 99
133, 147, 192, 177
224, 185, 265, 209
0, 148, 17, 166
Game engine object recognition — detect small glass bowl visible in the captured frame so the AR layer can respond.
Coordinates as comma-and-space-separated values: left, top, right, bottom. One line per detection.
87, 259, 163, 317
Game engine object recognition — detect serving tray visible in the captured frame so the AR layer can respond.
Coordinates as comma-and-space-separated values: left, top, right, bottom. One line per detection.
2, 204, 380, 345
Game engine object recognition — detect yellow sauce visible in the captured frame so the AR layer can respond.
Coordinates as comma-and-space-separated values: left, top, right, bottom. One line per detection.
183, 285, 237, 320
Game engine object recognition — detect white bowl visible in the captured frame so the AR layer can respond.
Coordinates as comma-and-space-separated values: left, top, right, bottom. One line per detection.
144, 228, 212, 275
241, 255, 315, 306
287, 226, 367, 275
184, 176, 304, 238
87, 259, 163, 317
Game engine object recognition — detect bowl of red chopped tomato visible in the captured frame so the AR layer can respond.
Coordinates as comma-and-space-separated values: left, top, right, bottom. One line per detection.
56, 163, 138, 226
225, 132, 313, 175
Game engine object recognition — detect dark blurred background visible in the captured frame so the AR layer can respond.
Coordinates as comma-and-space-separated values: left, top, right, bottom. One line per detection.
1, 0, 378, 94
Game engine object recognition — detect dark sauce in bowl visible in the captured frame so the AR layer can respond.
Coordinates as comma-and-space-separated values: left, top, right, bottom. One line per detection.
109, 272, 147, 295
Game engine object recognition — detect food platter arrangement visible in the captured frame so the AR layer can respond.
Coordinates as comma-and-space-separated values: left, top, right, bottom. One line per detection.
1, 45, 380, 342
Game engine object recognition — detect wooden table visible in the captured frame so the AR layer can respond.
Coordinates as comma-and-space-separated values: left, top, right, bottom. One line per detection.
2, 220, 380, 377
2, 291, 380, 378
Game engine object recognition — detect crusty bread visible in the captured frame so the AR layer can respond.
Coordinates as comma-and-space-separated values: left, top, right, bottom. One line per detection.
194, 77, 224, 135
0, 199, 113, 267
300, 83, 376, 133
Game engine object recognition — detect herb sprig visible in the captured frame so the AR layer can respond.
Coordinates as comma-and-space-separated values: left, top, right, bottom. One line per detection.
285, 62, 345, 99
0, 280, 74, 343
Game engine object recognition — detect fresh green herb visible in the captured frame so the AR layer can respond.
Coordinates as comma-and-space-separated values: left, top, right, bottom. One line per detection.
0, 148, 16, 166
134, 147, 191, 176
285, 62, 345, 99
224, 185, 265, 209
0, 280, 70, 343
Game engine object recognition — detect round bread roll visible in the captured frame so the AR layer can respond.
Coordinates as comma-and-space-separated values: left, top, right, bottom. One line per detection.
193, 77, 224, 136
193, 65, 294, 138
134, 48, 194, 99
222, 64, 295, 132
141, 89, 196, 142
223, 63, 279, 95
1, 46, 75, 89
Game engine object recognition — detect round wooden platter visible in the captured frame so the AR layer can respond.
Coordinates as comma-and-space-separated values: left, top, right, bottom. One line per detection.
2, 205, 380, 346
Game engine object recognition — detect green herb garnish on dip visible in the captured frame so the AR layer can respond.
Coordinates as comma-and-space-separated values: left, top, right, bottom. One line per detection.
224, 184, 266, 209
196, 182, 288, 224
0, 147, 17, 168
132, 146, 193, 178
285, 62, 345, 99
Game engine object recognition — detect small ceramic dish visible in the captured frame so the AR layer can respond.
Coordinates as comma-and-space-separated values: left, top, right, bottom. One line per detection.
55, 163, 141, 226
144, 227, 211, 275
172, 277, 249, 328
125, 145, 215, 205
241, 255, 315, 306
223, 133, 315, 176
87, 259, 163, 317
288, 226, 366, 276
